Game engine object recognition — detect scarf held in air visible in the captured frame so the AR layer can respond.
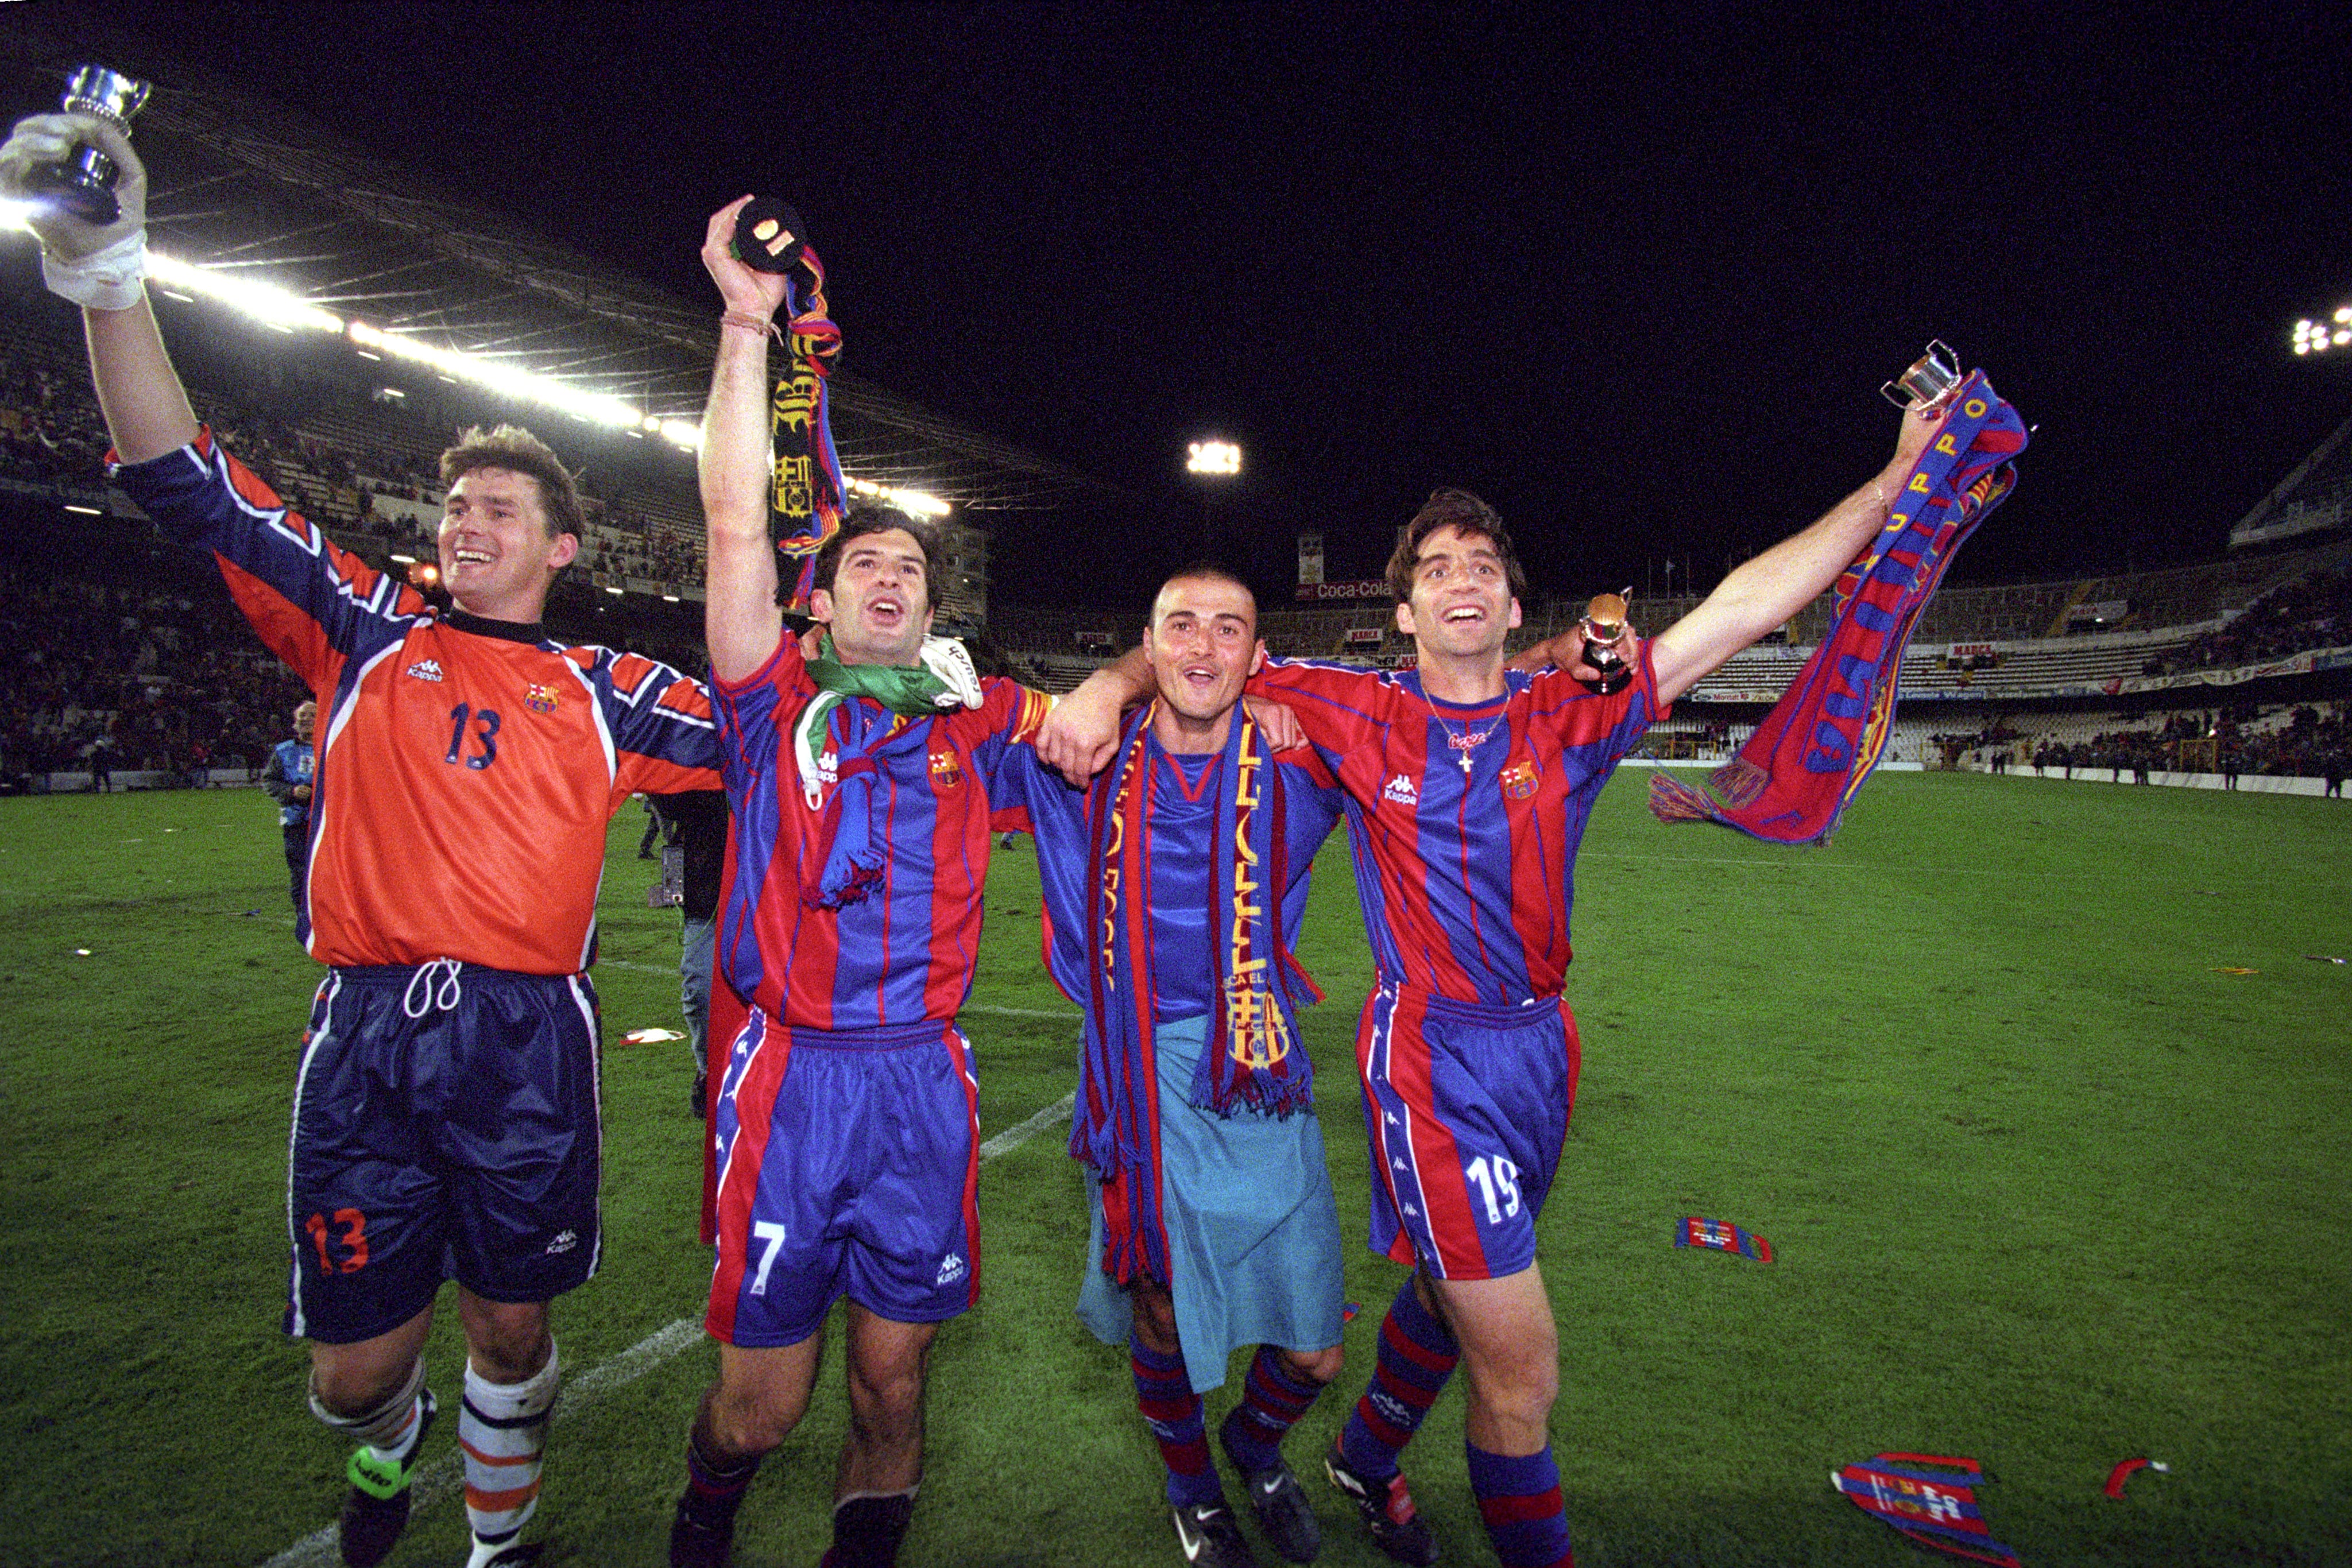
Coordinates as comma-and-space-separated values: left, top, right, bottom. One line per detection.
766, 245, 846, 613
1650, 370, 2028, 843
1071, 706, 1320, 1286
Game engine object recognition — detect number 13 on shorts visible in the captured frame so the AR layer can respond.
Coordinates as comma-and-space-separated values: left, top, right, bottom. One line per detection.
749, 1221, 787, 1296
1464, 1155, 1521, 1225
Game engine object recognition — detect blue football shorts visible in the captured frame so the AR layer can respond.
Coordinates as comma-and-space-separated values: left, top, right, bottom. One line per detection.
706, 1011, 982, 1347
284, 961, 602, 1343
1355, 980, 1580, 1280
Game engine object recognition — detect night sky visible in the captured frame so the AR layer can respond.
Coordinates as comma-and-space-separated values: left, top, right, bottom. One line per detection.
87, 5, 2352, 607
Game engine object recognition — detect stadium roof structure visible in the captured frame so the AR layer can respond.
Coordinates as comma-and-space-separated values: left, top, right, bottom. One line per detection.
0, 22, 1121, 517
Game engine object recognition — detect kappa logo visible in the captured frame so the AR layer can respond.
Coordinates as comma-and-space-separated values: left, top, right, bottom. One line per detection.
544, 1229, 578, 1256
817, 749, 840, 788
404, 659, 446, 683
1381, 772, 1419, 807
935, 1252, 967, 1287
1368, 1388, 1415, 1426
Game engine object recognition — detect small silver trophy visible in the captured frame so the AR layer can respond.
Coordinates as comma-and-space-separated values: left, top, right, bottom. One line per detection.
33, 64, 152, 224
1880, 339, 1962, 413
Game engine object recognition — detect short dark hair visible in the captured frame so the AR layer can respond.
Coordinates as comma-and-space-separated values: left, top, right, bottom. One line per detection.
1151, 563, 1258, 640
439, 425, 584, 541
810, 505, 939, 598
1384, 488, 1529, 604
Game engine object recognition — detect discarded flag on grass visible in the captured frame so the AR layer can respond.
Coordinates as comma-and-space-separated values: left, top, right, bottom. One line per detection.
1832, 1452, 2018, 1567
1674, 1216, 1773, 1261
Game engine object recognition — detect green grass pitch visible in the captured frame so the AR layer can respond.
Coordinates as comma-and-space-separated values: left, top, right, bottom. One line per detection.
0, 770, 2345, 1566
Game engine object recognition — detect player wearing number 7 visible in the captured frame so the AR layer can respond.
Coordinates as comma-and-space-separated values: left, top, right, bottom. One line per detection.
1058, 404, 1948, 1567
0, 111, 721, 1568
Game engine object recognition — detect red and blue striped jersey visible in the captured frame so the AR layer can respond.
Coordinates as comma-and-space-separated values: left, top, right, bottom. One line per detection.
111, 431, 721, 973
710, 634, 1053, 1031
993, 735, 1344, 1022
1250, 649, 1664, 1003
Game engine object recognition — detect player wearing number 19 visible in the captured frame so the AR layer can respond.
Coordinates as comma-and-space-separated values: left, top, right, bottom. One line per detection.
0, 111, 721, 1568
1059, 398, 1949, 1567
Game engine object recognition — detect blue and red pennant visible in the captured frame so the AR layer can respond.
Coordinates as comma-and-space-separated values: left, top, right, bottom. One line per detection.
1651, 370, 2029, 843
1674, 1215, 1773, 1261
1833, 1453, 2020, 1567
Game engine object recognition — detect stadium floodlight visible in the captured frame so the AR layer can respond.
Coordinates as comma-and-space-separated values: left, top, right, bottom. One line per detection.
843, 474, 951, 517
656, 419, 701, 450
345, 320, 643, 428
146, 250, 342, 334
1, 212, 339, 334
2291, 305, 2352, 356
1187, 439, 1242, 476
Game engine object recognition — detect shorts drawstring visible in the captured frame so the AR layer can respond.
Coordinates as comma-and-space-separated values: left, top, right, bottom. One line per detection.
401, 958, 465, 1019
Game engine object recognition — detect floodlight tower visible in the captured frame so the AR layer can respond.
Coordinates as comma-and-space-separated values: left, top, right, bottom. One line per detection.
2290, 304, 2352, 357
1186, 438, 1242, 553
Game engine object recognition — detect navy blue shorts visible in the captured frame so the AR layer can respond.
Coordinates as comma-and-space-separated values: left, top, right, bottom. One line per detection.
284, 962, 602, 1344
706, 1011, 982, 1347
1356, 981, 1580, 1280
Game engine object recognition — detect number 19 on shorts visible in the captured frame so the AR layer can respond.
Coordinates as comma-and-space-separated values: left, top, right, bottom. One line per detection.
1464, 1155, 1521, 1225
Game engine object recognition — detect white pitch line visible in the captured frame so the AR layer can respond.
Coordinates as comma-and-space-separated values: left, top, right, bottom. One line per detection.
258, 1090, 1074, 1568
980, 1090, 1076, 1158
595, 960, 1078, 1024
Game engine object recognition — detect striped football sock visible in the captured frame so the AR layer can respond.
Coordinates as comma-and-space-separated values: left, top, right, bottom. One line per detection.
461, 1343, 559, 1559
1466, 1441, 1574, 1567
1338, 1277, 1459, 1480
1131, 1332, 1222, 1507
1219, 1344, 1325, 1473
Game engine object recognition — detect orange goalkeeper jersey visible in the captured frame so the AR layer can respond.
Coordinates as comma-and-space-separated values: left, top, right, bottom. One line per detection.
113, 431, 721, 974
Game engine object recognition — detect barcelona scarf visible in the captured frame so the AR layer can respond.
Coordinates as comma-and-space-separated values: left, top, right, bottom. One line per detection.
1065, 706, 1321, 1286
1833, 1453, 2020, 1567
767, 245, 846, 613
1650, 372, 2028, 843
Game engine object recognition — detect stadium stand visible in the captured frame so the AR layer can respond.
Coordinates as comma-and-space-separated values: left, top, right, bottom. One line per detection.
0, 21, 2342, 797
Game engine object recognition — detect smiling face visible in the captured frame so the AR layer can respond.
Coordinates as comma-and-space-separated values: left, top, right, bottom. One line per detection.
1144, 572, 1263, 752
1395, 522, 1523, 659
436, 466, 578, 623
810, 526, 934, 667
291, 701, 316, 744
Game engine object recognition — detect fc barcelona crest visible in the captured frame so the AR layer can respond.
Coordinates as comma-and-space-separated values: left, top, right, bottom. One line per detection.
929, 750, 963, 789
523, 683, 560, 715
1222, 975, 1292, 1069
1500, 759, 1538, 800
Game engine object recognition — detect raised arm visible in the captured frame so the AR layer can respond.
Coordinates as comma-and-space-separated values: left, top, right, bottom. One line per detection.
697, 196, 788, 684
1647, 399, 1951, 706
0, 113, 198, 462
